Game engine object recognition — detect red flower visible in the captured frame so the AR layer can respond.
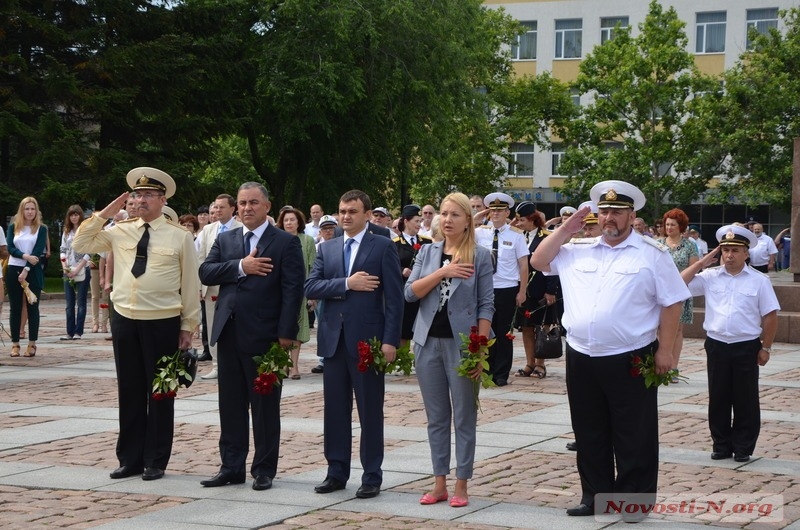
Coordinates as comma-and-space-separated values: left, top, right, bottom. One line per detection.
468, 341, 480, 353
470, 326, 479, 334
524, 310, 532, 318
630, 367, 641, 377
253, 371, 279, 395
506, 332, 515, 341
99, 303, 109, 309
469, 333, 480, 344
632, 356, 642, 365
357, 362, 369, 373
357, 340, 371, 356
211, 296, 218, 302
479, 336, 489, 345
413, 243, 422, 251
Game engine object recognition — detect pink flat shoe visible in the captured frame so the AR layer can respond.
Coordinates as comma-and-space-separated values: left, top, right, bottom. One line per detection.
449, 495, 469, 508
419, 491, 449, 505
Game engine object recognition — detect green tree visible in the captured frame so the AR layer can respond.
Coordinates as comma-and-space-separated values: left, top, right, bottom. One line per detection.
706, 8, 800, 210
557, 0, 719, 220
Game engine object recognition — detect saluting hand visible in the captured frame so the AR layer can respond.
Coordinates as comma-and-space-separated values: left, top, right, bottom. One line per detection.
699, 246, 720, 268
242, 248, 273, 276
559, 206, 591, 238
98, 192, 130, 220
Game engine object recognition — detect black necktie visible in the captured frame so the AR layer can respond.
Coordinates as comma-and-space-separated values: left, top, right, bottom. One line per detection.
492, 228, 499, 273
410, 236, 416, 246
131, 223, 150, 278
243, 231, 254, 258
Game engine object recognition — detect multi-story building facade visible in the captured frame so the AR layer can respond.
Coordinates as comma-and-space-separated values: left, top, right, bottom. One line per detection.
484, 0, 794, 232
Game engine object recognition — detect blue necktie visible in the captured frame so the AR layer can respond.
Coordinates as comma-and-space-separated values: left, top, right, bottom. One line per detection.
244, 231, 254, 258
218, 224, 226, 234
344, 238, 355, 275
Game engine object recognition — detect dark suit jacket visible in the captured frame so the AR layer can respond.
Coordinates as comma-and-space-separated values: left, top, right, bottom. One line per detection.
334, 221, 390, 239
305, 230, 403, 357
199, 224, 305, 350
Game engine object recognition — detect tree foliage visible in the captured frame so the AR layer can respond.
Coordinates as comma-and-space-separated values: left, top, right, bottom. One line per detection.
705, 7, 800, 210
556, 1, 719, 220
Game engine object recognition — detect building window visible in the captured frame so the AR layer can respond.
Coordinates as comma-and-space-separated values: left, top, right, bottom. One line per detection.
747, 8, 778, 48
696, 12, 726, 53
508, 143, 534, 177
601, 16, 629, 44
512, 21, 537, 60
551, 144, 565, 175
570, 88, 581, 108
555, 19, 582, 59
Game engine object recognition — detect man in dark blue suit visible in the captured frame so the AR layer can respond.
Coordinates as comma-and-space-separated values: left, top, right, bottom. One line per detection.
305, 189, 403, 499
198, 182, 305, 491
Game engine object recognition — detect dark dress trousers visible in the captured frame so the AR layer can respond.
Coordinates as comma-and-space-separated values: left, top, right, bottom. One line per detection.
304, 231, 403, 487
199, 224, 305, 478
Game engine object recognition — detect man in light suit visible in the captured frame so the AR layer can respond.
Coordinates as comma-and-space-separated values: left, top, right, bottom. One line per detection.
198, 182, 305, 491
196, 194, 242, 378
305, 189, 403, 499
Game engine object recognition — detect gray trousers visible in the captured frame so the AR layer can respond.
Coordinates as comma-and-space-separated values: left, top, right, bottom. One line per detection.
415, 336, 478, 479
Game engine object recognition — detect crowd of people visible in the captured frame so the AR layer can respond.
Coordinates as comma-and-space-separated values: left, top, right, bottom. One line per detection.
0, 168, 785, 519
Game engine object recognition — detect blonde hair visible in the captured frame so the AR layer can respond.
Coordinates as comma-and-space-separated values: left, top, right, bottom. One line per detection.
13, 196, 42, 234
440, 192, 475, 264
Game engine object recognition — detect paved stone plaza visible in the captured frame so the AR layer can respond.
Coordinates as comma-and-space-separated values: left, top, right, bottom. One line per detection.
1, 298, 799, 529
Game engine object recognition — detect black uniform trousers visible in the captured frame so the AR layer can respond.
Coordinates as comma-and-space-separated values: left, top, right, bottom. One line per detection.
704, 337, 761, 456
112, 314, 180, 471
488, 286, 519, 383
216, 318, 282, 478
323, 334, 385, 487
566, 341, 659, 507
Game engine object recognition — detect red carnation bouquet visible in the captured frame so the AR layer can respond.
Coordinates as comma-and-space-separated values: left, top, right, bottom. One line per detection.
253, 342, 293, 395
457, 326, 496, 410
357, 337, 414, 375
630, 354, 687, 388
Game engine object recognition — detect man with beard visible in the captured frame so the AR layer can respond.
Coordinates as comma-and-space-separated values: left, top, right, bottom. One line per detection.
531, 180, 690, 520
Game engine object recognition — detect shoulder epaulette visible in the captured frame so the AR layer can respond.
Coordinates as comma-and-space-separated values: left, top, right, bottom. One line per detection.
541, 229, 553, 236
117, 218, 138, 224
509, 226, 523, 234
418, 235, 433, 242
642, 237, 669, 252
392, 236, 403, 243
166, 218, 187, 230
477, 224, 492, 230
569, 237, 597, 244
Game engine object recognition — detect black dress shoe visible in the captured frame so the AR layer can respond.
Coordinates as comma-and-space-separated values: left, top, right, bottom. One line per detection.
711, 451, 733, 460
566, 441, 577, 451
197, 351, 213, 362
200, 471, 246, 487
141, 467, 164, 481
734, 454, 751, 462
567, 503, 594, 516
252, 475, 273, 491
495, 379, 508, 387
315, 477, 346, 493
355, 484, 381, 498
109, 465, 143, 479
311, 365, 324, 374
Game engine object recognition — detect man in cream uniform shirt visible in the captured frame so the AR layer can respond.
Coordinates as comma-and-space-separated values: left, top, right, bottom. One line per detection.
196, 193, 242, 379
74, 167, 200, 482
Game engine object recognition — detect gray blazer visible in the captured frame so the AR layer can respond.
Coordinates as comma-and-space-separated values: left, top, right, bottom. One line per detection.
404, 242, 495, 347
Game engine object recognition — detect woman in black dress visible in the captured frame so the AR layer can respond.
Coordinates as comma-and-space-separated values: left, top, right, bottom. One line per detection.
394, 204, 433, 345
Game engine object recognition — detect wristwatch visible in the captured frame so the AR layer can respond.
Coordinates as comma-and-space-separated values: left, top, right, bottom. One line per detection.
761, 346, 772, 353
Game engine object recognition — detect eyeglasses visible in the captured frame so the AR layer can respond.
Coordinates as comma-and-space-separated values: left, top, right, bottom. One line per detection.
422, 211, 434, 216
130, 192, 164, 200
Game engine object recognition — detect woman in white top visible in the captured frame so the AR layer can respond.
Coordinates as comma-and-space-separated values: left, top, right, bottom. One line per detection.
6, 197, 48, 357
60, 205, 91, 340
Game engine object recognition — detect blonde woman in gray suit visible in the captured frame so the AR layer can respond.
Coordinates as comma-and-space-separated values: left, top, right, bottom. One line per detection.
404, 192, 494, 508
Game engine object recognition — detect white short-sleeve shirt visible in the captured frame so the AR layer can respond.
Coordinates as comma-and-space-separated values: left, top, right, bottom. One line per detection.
476, 224, 529, 289
687, 265, 780, 343
546, 230, 691, 356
